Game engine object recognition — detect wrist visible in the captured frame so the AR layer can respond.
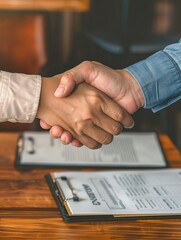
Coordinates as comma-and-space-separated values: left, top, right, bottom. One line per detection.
36, 76, 64, 125
118, 69, 145, 113
36, 77, 50, 120
122, 70, 145, 111
124, 69, 145, 109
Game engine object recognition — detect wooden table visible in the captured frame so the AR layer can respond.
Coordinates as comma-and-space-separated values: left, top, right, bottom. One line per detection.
0, 132, 181, 240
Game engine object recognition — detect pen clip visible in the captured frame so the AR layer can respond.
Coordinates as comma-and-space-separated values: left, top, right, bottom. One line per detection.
55, 176, 80, 202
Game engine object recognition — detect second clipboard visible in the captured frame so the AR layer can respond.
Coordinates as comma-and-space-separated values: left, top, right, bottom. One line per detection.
15, 131, 168, 168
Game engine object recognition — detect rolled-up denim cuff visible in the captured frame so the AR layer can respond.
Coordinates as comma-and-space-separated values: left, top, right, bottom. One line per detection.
126, 50, 181, 112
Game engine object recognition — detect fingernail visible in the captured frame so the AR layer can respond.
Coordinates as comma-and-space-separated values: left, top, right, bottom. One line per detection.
51, 127, 60, 138
125, 122, 135, 129
61, 134, 68, 144
54, 86, 65, 97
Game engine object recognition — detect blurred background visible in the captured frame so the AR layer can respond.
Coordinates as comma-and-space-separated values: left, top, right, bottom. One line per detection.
0, 0, 180, 150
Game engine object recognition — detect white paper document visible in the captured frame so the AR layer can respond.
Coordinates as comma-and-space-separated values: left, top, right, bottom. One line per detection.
52, 169, 181, 216
17, 131, 167, 167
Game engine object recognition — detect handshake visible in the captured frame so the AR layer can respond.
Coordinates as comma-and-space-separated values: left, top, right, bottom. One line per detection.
36, 41, 181, 148
2, 42, 180, 149
37, 61, 144, 149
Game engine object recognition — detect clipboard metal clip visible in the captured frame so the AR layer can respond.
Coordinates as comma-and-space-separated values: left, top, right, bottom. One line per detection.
55, 176, 80, 202
27, 136, 35, 154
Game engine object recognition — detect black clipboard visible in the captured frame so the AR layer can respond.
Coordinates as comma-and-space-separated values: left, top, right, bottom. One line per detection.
45, 171, 181, 223
15, 131, 168, 169
45, 174, 120, 222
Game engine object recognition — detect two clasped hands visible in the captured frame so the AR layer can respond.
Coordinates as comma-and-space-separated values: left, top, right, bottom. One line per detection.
36, 41, 181, 149
37, 61, 143, 149
0, 42, 179, 148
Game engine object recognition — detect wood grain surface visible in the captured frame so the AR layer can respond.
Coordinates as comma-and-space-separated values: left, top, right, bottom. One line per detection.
0, 132, 181, 240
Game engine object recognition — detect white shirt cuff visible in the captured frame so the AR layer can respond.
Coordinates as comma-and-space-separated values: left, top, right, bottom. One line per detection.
0, 71, 42, 123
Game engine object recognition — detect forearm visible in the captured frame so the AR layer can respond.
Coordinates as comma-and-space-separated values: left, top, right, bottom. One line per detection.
125, 41, 181, 112
0, 71, 41, 123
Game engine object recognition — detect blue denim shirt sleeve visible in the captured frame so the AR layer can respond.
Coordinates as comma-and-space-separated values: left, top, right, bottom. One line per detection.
125, 40, 181, 112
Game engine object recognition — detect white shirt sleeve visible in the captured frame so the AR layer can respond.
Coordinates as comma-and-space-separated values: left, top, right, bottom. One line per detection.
0, 71, 42, 123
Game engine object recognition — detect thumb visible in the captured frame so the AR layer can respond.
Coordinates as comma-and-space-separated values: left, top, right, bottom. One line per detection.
54, 61, 95, 97
54, 74, 76, 97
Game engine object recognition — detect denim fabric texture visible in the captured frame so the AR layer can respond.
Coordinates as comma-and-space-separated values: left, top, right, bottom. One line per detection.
126, 40, 181, 112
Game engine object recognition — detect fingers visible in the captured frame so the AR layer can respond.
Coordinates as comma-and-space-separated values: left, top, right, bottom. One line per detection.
40, 120, 51, 129
49, 126, 83, 147
50, 125, 64, 138
47, 124, 114, 149
50, 124, 103, 149
93, 113, 123, 136
76, 133, 102, 149
101, 102, 134, 129
82, 122, 115, 145
48, 123, 112, 149
48, 123, 107, 149
50, 126, 72, 144
71, 139, 83, 147
42, 121, 106, 148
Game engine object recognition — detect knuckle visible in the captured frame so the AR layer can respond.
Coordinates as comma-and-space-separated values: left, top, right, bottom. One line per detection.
115, 110, 125, 122
90, 95, 101, 107
111, 123, 123, 135
81, 60, 94, 70
81, 61, 99, 82
62, 71, 73, 82
75, 119, 93, 135
80, 133, 102, 149
76, 124, 85, 136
